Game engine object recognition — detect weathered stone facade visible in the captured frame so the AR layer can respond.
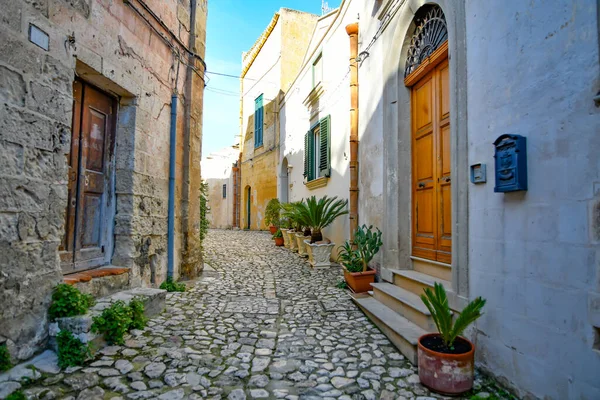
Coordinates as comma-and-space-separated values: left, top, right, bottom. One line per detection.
201, 146, 239, 229
0, 0, 206, 362
239, 9, 318, 230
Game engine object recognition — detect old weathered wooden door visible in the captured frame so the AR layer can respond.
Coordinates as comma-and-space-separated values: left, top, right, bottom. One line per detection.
60, 81, 116, 273
411, 57, 451, 264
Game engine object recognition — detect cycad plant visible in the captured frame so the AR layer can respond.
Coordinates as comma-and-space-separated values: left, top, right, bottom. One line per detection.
280, 201, 306, 232
421, 283, 486, 350
295, 196, 349, 243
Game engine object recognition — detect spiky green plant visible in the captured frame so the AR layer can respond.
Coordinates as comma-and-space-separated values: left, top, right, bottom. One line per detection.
295, 196, 348, 242
421, 282, 486, 349
280, 201, 308, 232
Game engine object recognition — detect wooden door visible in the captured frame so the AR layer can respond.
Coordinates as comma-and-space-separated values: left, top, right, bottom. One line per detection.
246, 186, 251, 229
60, 81, 116, 273
411, 58, 451, 264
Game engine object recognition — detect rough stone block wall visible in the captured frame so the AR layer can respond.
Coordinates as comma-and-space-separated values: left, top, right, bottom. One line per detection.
0, 0, 206, 361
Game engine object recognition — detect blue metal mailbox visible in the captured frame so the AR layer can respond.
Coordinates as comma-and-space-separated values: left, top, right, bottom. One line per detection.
493, 134, 527, 192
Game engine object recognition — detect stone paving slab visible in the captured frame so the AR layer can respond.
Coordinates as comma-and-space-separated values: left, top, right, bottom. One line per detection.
1, 230, 511, 400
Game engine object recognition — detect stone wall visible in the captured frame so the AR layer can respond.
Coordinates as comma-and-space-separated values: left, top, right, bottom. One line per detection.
0, 0, 206, 362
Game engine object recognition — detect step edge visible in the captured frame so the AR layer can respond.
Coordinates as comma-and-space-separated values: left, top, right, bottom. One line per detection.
391, 269, 451, 289
371, 283, 431, 315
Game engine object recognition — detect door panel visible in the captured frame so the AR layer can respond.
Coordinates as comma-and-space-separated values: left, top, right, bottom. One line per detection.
62, 81, 116, 273
411, 54, 451, 264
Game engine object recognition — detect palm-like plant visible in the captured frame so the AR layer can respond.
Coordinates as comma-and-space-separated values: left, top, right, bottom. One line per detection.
421, 283, 486, 350
295, 196, 349, 243
280, 201, 306, 232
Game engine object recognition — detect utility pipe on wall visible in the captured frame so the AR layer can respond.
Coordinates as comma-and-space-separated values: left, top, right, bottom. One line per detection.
346, 23, 359, 240
167, 93, 178, 279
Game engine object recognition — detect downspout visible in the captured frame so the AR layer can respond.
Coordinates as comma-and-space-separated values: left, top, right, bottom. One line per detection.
346, 23, 359, 240
167, 93, 177, 279
595, 0, 600, 106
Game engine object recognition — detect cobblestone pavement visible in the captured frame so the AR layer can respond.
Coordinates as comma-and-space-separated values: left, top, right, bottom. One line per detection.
15, 230, 506, 400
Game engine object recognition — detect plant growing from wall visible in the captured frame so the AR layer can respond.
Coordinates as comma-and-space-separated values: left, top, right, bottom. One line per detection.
265, 198, 281, 227
91, 301, 133, 345
56, 330, 91, 368
421, 282, 486, 351
295, 196, 349, 242
48, 284, 95, 321
160, 277, 186, 292
0, 343, 11, 372
199, 181, 210, 242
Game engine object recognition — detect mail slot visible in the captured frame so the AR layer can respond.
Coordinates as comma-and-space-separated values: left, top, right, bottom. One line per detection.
493, 134, 527, 192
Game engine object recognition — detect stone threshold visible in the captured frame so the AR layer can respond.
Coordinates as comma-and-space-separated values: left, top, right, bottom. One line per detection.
63, 266, 130, 285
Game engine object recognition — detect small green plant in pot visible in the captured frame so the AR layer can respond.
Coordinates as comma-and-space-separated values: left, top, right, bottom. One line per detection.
338, 225, 382, 293
272, 229, 284, 246
265, 198, 281, 234
418, 282, 486, 395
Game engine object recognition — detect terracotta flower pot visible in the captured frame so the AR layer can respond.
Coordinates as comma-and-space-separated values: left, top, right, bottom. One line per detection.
269, 226, 277, 235
417, 333, 475, 395
342, 265, 376, 293
274, 237, 284, 246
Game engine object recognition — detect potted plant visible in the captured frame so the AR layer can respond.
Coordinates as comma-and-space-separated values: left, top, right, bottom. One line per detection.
265, 198, 281, 235
272, 229, 284, 246
418, 283, 486, 395
279, 215, 291, 249
338, 225, 381, 293
296, 196, 348, 268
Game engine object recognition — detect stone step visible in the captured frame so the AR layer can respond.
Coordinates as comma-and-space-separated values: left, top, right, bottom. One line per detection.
412, 256, 452, 281
371, 282, 436, 331
353, 296, 426, 364
49, 287, 166, 351
392, 269, 451, 296
64, 266, 130, 298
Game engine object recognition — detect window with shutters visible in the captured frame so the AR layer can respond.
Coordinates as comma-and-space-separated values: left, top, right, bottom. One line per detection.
254, 94, 263, 148
312, 53, 323, 88
304, 115, 331, 185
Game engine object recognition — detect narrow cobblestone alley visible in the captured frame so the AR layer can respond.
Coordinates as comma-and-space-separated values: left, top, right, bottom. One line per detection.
11, 230, 503, 400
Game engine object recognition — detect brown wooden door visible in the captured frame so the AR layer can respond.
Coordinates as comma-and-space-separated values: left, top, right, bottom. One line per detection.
60, 81, 116, 273
411, 57, 451, 264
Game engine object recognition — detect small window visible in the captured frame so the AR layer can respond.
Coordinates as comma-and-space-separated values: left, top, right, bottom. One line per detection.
222, 184, 227, 199
312, 53, 323, 88
254, 94, 264, 148
304, 115, 331, 181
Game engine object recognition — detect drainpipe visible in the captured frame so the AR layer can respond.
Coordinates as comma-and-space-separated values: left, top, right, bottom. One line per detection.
346, 22, 359, 241
167, 93, 177, 279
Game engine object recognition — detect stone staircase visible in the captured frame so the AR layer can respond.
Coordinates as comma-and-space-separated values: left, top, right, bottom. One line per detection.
63, 266, 131, 298
353, 258, 452, 365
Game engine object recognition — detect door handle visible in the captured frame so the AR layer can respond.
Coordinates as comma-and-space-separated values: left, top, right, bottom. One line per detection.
85, 176, 89, 186
418, 182, 426, 188
444, 176, 451, 183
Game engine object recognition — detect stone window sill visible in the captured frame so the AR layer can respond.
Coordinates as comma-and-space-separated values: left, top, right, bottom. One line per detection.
305, 176, 328, 190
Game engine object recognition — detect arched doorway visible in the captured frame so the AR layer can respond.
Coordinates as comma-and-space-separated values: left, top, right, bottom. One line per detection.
245, 185, 252, 229
404, 5, 451, 264
280, 158, 289, 203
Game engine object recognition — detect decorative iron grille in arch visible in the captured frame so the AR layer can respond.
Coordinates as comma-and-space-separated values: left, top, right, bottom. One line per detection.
404, 5, 448, 77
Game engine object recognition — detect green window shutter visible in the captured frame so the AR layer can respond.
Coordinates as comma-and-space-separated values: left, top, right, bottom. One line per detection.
319, 115, 331, 177
254, 95, 263, 147
304, 130, 315, 181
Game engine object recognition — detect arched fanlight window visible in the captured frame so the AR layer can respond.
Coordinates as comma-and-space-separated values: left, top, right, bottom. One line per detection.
404, 5, 448, 77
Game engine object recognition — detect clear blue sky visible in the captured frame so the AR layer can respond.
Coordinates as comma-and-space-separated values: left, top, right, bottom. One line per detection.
202, 0, 340, 157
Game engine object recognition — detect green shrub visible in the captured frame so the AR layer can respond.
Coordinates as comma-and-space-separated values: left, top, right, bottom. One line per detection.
48, 284, 95, 321
129, 297, 147, 330
5, 391, 26, 400
159, 277, 186, 292
0, 343, 11, 372
335, 280, 347, 289
91, 301, 133, 345
56, 330, 90, 368
421, 282, 486, 349
264, 198, 281, 227
272, 229, 283, 239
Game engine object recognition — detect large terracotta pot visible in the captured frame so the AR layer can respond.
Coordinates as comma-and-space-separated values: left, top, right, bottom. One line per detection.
295, 233, 309, 257
287, 230, 298, 252
342, 266, 376, 293
269, 226, 277, 235
417, 333, 475, 395
274, 237, 284, 246
304, 239, 335, 268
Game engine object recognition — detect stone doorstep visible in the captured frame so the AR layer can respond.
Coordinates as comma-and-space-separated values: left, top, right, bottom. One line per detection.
63, 266, 130, 285
48, 287, 167, 351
